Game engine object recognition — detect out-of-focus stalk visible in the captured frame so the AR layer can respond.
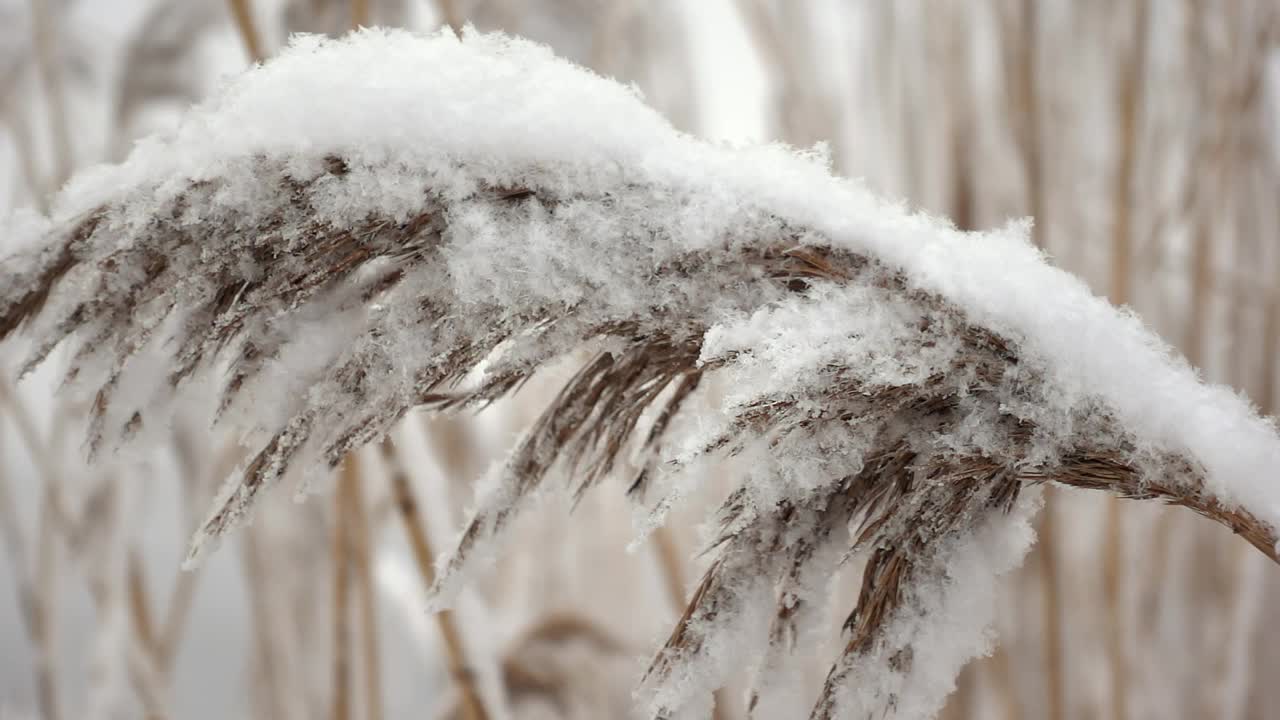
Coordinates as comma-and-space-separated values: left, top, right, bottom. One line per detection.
227, 0, 265, 62
29, 0, 72, 188
1103, 5, 1150, 719
380, 438, 490, 720
332, 461, 354, 720
340, 454, 384, 720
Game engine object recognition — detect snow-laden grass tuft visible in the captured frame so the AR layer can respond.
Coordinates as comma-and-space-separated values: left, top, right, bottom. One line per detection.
3, 27, 1279, 720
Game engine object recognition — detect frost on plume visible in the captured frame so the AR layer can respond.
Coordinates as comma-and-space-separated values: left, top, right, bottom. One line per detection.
2, 28, 1279, 720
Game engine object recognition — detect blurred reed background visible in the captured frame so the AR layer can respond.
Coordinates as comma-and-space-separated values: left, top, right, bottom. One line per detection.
0, 1, 1277, 719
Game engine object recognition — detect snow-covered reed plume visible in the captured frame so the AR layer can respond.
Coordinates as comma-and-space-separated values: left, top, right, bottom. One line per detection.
2, 27, 1278, 720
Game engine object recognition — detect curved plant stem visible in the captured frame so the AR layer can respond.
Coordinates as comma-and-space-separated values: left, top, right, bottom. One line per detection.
380, 438, 490, 720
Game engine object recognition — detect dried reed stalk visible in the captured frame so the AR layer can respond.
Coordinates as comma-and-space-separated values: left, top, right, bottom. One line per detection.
158, 436, 243, 668
652, 526, 689, 624
1219, 542, 1265, 719
987, 640, 1019, 720
4, 108, 49, 213
1108, 0, 1148, 309
380, 439, 490, 720
226, 0, 265, 62
0, 414, 40, 708
1012, 0, 1044, 251
1102, 5, 1150, 717
0, 470, 62, 720
31, 531, 62, 720
419, 417, 479, 528
1262, 112, 1280, 415
1182, 2, 1217, 369
1001, 4, 1066, 716
127, 550, 158, 662
29, 0, 73, 188
332, 459, 354, 720
155, 547, 199, 663
117, 434, 240, 720
351, 0, 370, 29
0, 384, 63, 720
341, 453, 384, 720
71, 476, 170, 720
111, 0, 222, 161
1036, 503, 1064, 720
652, 524, 730, 720
240, 521, 300, 720
4, 394, 156, 720
435, 0, 463, 35
126, 549, 172, 720
1102, 496, 1127, 720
